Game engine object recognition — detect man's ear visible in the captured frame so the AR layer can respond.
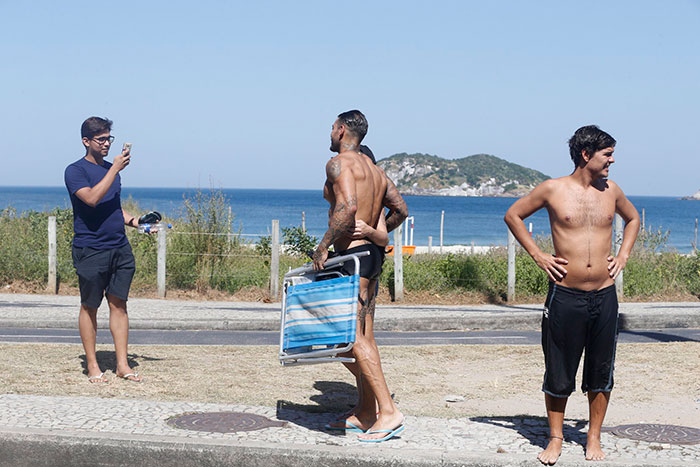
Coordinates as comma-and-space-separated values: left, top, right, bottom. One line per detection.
581, 150, 590, 163
82, 137, 90, 149
337, 124, 345, 140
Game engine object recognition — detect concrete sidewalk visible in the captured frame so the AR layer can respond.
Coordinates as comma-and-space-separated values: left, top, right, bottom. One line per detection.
1, 292, 700, 331
1, 292, 699, 466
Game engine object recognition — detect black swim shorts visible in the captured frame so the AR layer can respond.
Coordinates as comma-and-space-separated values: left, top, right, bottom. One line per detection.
541, 282, 619, 397
72, 243, 136, 309
336, 243, 385, 280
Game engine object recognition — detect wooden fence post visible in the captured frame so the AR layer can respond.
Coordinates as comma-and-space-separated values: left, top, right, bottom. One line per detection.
439, 210, 444, 254
393, 224, 404, 302
157, 227, 167, 298
270, 219, 280, 299
614, 213, 624, 299
428, 236, 432, 254
47, 216, 57, 294
507, 228, 516, 302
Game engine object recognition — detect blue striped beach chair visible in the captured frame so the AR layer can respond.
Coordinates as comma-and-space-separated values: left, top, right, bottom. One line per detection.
279, 251, 369, 366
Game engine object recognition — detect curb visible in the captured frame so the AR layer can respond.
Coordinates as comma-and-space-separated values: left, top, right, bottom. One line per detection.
1, 311, 699, 332
0, 427, 682, 467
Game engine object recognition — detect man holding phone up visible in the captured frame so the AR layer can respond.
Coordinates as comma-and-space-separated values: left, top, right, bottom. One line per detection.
64, 116, 142, 383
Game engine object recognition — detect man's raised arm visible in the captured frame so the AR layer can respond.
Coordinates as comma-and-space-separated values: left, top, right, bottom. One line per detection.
383, 178, 408, 233
74, 150, 131, 208
313, 157, 357, 270
503, 181, 568, 282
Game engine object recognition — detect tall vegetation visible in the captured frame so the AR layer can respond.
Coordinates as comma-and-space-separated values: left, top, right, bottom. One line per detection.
1, 195, 699, 301
378, 230, 700, 302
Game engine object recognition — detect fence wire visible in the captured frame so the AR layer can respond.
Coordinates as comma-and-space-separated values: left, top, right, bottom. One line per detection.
166, 252, 261, 258
169, 231, 263, 238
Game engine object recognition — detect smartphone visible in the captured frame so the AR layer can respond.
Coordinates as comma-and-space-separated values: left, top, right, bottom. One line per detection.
123, 142, 132, 154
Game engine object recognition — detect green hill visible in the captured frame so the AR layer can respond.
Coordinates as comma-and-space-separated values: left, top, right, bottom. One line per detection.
377, 153, 550, 197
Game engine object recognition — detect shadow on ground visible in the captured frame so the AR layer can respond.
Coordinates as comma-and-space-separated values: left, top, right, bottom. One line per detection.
619, 329, 700, 343
471, 415, 588, 451
79, 350, 164, 375
275, 380, 358, 432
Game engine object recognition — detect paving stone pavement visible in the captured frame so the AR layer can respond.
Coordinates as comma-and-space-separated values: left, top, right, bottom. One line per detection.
0, 394, 698, 465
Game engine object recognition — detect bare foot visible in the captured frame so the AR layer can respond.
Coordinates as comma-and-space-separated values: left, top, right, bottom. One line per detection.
86, 363, 108, 384
357, 410, 404, 442
327, 413, 374, 432
87, 371, 108, 384
115, 367, 142, 382
585, 435, 605, 461
537, 436, 563, 465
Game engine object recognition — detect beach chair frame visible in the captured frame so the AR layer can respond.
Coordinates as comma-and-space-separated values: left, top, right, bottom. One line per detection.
279, 251, 370, 366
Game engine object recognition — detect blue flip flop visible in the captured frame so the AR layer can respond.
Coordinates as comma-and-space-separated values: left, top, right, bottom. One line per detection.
324, 420, 365, 433
358, 424, 405, 443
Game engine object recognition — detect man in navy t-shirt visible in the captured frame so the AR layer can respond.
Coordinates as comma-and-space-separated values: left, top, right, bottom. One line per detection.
64, 116, 143, 383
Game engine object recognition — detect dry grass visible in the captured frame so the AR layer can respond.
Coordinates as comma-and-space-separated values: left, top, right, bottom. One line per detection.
1, 342, 698, 426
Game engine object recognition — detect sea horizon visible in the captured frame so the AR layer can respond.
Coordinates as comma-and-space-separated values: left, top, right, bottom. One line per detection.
1, 186, 699, 252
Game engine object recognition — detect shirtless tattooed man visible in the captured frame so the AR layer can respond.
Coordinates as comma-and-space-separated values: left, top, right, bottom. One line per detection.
504, 125, 640, 464
313, 110, 406, 442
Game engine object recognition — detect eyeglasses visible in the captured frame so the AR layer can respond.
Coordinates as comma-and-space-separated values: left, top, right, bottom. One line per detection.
91, 136, 115, 145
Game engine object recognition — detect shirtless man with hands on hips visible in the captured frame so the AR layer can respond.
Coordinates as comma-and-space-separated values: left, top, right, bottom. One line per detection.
504, 125, 640, 464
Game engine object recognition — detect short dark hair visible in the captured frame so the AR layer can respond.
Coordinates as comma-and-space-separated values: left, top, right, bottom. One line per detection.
337, 110, 368, 142
81, 116, 113, 139
359, 145, 376, 164
568, 125, 616, 167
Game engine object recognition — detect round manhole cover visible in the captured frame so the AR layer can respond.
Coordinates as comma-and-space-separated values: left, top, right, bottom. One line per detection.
610, 424, 700, 444
167, 412, 286, 433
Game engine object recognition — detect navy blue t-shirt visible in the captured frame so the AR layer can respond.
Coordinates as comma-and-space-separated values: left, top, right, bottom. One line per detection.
64, 157, 128, 249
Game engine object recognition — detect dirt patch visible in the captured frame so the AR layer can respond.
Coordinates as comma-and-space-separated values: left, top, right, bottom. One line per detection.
1, 342, 698, 426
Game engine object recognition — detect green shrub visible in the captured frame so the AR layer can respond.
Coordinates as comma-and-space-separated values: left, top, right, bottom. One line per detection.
257, 226, 318, 258
255, 235, 271, 257
281, 226, 318, 257
678, 252, 700, 297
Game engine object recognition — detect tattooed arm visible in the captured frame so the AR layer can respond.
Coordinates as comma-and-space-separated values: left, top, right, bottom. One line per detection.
383, 177, 408, 233
313, 157, 358, 270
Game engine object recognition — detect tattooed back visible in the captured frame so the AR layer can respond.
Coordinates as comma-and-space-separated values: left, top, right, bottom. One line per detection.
323, 150, 388, 252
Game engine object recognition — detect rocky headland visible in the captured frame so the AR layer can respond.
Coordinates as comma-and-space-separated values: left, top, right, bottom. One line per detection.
377, 153, 550, 197
682, 189, 700, 200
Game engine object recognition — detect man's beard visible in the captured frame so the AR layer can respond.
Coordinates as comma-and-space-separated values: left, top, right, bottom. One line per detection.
330, 139, 340, 152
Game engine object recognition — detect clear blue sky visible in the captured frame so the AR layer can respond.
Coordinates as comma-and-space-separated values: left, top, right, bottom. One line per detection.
1, 1, 698, 196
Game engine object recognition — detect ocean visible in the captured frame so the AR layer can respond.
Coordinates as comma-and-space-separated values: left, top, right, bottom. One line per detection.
1, 186, 699, 253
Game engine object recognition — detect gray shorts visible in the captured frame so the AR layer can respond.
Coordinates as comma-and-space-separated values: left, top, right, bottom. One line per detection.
72, 244, 135, 309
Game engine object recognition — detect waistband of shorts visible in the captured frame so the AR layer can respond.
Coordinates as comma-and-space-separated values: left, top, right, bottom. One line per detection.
548, 282, 616, 297
72, 243, 132, 253
338, 242, 384, 256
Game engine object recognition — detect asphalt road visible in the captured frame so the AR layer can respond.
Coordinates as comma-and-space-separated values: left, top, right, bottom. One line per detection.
0, 328, 699, 346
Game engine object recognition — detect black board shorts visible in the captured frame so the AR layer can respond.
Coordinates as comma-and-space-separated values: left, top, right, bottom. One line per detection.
336, 243, 385, 280
72, 244, 135, 309
541, 282, 619, 397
